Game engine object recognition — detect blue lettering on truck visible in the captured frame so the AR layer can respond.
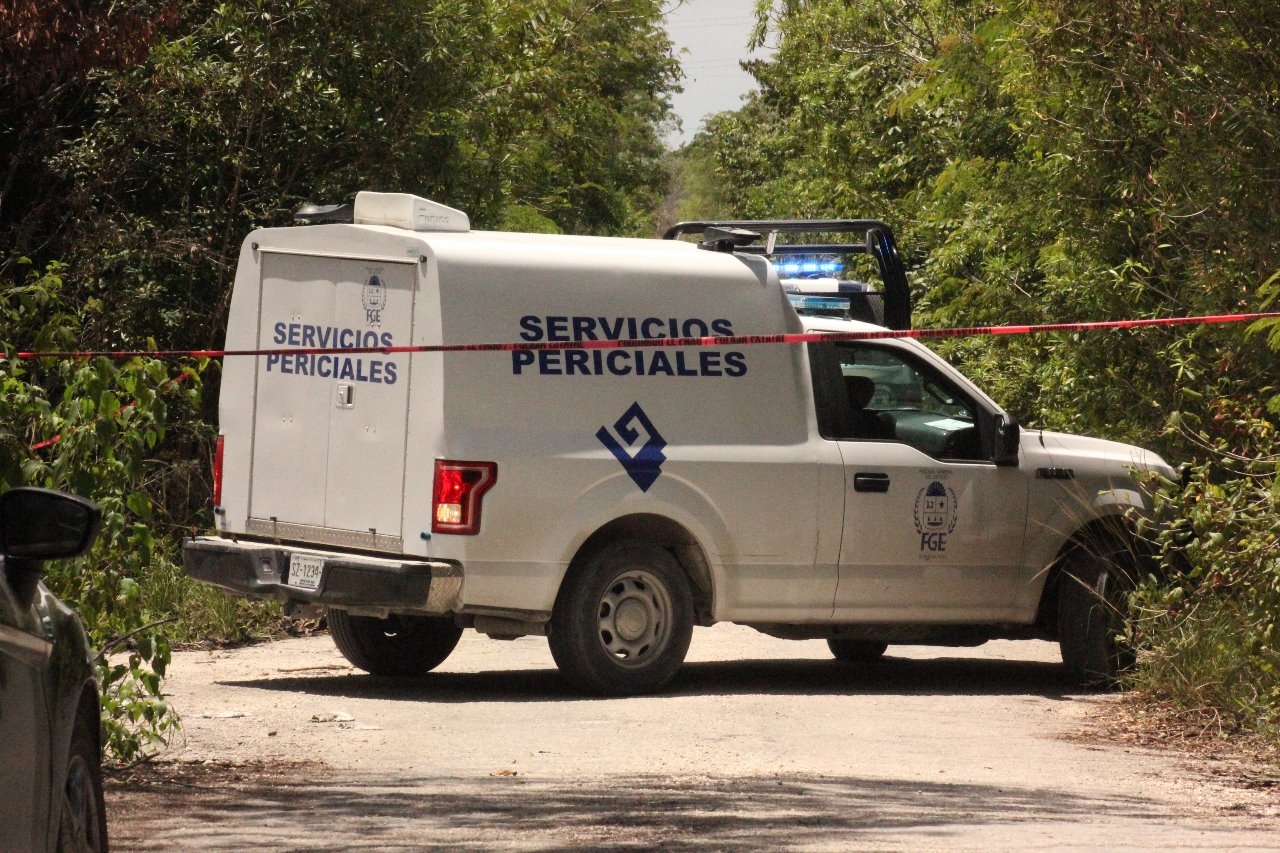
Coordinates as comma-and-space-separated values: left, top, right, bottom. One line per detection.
261, 315, 749, 382
273, 322, 392, 349
514, 315, 747, 377
265, 321, 398, 384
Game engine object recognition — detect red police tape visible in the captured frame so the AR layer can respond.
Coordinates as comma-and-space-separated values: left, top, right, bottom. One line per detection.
12, 311, 1280, 362
19, 310, 1280, 451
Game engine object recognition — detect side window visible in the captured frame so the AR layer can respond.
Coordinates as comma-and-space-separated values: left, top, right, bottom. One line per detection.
810, 342, 986, 461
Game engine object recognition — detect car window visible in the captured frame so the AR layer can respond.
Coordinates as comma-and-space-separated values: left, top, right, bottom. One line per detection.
810, 342, 986, 461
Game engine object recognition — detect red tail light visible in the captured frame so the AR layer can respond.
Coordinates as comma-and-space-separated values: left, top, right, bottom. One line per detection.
432, 460, 497, 535
213, 435, 225, 507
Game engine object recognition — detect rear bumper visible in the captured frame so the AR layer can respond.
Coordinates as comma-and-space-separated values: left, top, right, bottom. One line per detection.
183, 536, 462, 615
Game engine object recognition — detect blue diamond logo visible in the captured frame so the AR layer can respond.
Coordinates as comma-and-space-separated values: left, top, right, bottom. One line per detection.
596, 402, 667, 492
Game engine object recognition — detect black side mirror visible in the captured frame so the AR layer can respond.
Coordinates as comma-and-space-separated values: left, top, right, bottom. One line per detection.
0, 487, 101, 559
0, 488, 101, 607
993, 414, 1020, 467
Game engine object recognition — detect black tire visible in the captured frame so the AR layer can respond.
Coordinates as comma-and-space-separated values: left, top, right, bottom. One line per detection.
549, 541, 694, 696
328, 610, 462, 677
58, 708, 108, 853
827, 638, 889, 663
1057, 548, 1136, 689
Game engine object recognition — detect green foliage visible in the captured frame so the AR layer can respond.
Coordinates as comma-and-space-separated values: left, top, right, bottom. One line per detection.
664, 129, 737, 227
693, 0, 1280, 460
1131, 397, 1280, 740
0, 0, 176, 263
28, 0, 678, 352
468, 0, 680, 236
1251, 270, 1280, 410
1, 259, 197, 762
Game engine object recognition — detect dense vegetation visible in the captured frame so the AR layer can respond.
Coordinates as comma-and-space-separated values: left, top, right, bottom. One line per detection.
2, 0, 678, 760
685, 0, 1280, 743
4, 0, 1279, 758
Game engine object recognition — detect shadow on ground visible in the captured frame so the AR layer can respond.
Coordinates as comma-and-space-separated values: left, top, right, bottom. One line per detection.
218, 654, 1079, 705
106, 762, 1156, 852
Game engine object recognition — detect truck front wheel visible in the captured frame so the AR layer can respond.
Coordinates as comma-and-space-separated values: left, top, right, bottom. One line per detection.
328, 610, 462, 677
549, 541, 694, 696
1057, 548, 1136, 688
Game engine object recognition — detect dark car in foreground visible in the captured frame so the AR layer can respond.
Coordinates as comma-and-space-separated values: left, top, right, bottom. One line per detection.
0, 487, 107, 852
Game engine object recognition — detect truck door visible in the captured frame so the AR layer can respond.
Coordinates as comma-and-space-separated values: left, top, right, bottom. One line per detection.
812, 343, 1030, 620
248, 252, 416, 551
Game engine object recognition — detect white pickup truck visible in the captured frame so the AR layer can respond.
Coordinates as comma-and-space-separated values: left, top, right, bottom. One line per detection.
184, 192, 1174, 695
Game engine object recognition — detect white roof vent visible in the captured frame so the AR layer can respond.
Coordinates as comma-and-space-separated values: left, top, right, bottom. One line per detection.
353, 191, 470, 232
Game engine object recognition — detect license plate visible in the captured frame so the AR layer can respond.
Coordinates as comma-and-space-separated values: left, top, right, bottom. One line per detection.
288, 554, 324, 591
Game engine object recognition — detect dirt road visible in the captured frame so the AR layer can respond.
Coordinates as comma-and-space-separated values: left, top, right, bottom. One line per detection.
105, 625, 1279, 851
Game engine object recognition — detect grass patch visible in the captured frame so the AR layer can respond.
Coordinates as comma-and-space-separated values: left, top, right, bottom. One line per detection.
136, 553, 288, 645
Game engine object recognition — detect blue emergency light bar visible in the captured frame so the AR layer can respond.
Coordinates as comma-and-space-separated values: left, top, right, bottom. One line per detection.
777, 258, 843, 276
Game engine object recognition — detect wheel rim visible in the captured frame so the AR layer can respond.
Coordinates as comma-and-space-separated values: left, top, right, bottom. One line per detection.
61, 754, 103, 852
595, 570, 673, 667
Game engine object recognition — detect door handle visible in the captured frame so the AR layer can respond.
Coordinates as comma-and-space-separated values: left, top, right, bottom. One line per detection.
853, 473, 891, 493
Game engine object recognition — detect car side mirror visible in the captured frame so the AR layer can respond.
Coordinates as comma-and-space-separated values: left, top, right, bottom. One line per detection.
0, 487, 101, 559
993, 414, 1020, 467
0, 487, 101, 607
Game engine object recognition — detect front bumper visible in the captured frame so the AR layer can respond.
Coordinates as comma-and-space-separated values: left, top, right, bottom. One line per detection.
183, 536, 462, 615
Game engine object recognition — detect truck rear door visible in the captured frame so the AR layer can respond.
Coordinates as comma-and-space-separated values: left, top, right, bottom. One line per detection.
247, 251, 416, 552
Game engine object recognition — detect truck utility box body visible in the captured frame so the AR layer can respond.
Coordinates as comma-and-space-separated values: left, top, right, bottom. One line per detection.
187, 192, 1174, 694
213, 218, 828, 622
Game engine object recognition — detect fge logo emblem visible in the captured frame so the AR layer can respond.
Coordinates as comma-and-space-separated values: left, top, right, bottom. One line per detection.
596, 402, 667, 492
913, 480, 958, 552
362, 274, 386, 326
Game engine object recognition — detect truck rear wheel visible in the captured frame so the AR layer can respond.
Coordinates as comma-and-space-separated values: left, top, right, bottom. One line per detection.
827, 639, 889, 662
328, 610, 462, 677
1057, 548, 1136, 689
549, 541, 694, 696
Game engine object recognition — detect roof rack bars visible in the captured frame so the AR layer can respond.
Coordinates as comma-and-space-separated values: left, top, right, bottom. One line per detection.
662, 219, 911, 330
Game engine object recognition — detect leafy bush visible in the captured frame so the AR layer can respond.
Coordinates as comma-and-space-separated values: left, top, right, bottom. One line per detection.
692, 0, 1280, 462
1, 259, 195, 761
1130, 396, 1280, 742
